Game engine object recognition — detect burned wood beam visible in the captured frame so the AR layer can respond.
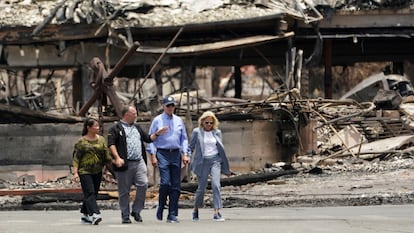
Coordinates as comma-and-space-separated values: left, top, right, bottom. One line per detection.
31, 0, 66, 36
181, 169, 298, 193
0, 188, 81, 197
77, 88, 102, 117
315, 102, 376, 128
105, 41, 140, 83
78, 42, 139, 117
135, 33, 294, 56
0, 103, 83, 124
21, 192, 111, 205
0, 24, 106, 45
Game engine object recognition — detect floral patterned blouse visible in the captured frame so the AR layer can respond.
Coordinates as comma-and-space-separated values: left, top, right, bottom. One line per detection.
72, 135, 112, 175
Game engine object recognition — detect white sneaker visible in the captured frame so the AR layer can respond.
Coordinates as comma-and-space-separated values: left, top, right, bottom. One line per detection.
81, 214, 92, 224
91, 213, 102, 225
213, 213, 225, 222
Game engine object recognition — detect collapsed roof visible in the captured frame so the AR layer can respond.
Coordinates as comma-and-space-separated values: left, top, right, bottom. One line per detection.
0, 0, 310, 67
0, 0, 305, 28
0, 0, 413, 68
1, 0, 412, 28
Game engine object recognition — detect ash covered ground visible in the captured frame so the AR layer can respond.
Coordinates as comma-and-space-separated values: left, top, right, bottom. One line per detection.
220, 155, 414, 208
1, 154, 414, 210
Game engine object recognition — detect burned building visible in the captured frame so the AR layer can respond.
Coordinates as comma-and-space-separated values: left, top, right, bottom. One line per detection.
0, 0, 414, 181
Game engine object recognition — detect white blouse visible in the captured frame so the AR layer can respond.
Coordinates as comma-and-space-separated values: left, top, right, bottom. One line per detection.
203, 131, 218, 158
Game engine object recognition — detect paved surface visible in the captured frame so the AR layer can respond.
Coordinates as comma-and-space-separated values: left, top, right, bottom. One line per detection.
1, 205, 413, 233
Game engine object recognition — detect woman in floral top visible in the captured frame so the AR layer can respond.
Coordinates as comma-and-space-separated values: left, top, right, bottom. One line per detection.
72, 117, 112, 225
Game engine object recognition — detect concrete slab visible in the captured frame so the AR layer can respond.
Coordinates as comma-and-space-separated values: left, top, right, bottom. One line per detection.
0, 205, 413, 233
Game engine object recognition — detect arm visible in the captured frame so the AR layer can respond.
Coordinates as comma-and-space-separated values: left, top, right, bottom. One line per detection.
147, 119, 159, 167
99, 136, 113, 164
102, 146, 116, 178
216, 129, 223, 141
109, 144, 124, 168
180, 119, 190, 165
215, 129, 231, 176
107, 126, 124, 168
71, 141, 81, 182
188, 128, 198, 156
137, 124, 167, 143
146, 117, 160, 155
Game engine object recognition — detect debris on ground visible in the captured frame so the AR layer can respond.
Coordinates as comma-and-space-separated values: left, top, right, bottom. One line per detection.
2, 71, 414, 210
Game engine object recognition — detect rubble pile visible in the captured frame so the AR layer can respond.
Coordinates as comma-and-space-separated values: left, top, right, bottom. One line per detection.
2, 0, 413, 29
0, 0, 300, 28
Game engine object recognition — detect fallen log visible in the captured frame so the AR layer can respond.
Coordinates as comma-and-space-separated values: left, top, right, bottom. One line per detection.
21, 192, 112, 205
181, 169, 298, 192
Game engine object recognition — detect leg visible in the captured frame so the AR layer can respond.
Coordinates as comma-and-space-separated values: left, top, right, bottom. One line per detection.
79, 174, 100, 215
90, 173, 103, 225
116, 169, 133, 221
194, 159, 211, 209
80, 200, 87, 216
192, 159, 211, 221
156, 151, 171, 220
210, 159, 222, 210
131, 160, 148, 221
91, 172, 102, 214
168, 152, 182, 219
210, 157, 225, 221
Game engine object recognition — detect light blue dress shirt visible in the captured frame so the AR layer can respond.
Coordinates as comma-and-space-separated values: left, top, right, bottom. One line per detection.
147, 112, 188, 155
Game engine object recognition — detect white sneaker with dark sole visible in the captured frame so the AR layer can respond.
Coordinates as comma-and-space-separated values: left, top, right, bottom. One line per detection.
213, 213, 225, 222
91, 214, 102, 225
81, 215, 92, 224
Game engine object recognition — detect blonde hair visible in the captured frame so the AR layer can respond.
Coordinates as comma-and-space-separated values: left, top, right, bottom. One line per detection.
197, 111, 219, 129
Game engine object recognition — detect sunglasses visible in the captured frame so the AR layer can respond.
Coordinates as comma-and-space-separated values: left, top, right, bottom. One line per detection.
204, 121, 214, 125
166, 104, 175, 108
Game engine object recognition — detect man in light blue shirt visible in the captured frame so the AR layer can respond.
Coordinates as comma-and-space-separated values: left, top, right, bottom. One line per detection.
147, 96, 189, 223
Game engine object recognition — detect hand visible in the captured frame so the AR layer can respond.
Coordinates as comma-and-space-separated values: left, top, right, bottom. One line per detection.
151, 154, 158, 167
72, 173, 79, 182
182, 154, 190, 165
114, 158, 125, 168
155, 126, 168, 136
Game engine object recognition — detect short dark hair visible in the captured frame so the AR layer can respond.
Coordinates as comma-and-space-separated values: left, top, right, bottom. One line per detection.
121, 105, 131, 116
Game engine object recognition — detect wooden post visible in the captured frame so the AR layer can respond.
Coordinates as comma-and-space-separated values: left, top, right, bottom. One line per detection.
234, 66, 242, 99
324, 39, 333, 99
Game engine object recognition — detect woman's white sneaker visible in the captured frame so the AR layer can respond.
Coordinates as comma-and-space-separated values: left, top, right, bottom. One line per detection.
91, 213, 102, 225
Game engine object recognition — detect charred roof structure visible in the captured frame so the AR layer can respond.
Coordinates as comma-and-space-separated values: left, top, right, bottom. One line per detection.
0, 1, 411, 65
0, 0, 303, 68
0, 0, 412, 99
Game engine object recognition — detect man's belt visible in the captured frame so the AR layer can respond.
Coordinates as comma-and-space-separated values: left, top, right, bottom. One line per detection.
157, 148, 179, 152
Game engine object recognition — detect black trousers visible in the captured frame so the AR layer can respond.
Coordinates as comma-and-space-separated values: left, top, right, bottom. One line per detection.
79, 172, 102, 215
